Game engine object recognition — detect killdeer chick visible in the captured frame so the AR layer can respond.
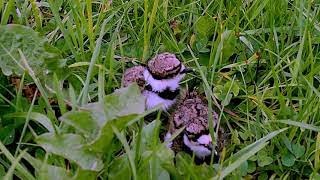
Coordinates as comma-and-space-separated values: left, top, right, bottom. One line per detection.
166, 91, 219, 160
121, 65, 146, 91
143, 52, 191, 110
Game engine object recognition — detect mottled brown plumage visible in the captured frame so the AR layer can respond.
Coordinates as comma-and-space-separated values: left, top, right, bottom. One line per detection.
167, 91, 220, 159
122, 65, 146, 90
147, 52, 182, 79
169, 91, 218, 135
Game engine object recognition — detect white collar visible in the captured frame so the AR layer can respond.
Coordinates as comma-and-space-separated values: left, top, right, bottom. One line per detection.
143, 66, 185, 92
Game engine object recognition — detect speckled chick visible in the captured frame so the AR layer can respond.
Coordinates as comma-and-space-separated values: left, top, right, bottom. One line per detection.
147, 52, 183, 80
143, 52, 190, 110
122, 65, 146, 90
165, 91, 219, 159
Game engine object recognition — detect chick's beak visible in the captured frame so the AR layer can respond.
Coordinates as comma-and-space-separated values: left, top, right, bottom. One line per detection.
180, 68, 194, 74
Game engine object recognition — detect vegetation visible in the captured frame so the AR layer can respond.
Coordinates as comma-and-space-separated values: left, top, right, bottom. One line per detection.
0, 0, 320, 179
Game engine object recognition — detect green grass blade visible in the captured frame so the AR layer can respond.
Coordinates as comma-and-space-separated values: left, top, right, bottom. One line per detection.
112, 126, 137, 180
15, 72, 25, 111
223, 128, 287, 165
5, 112, 55, 133
0, 142, 35, 180
142, 0, 149, 61
98, 66, 105, 103
272, 120, 320, 132
53, 73, 67, 115
214, 142, 268, 180
81, 19, 108, 105
142, 0, 159, 61
215, 128, 287, 179
30, 0, 42, 30
0, 0, 3, 14
48, 0, 77, 58
4, 149, 28, 180
188, 45, 221, 110
292, 27, 306, 83
0, 92, 17, 108
18, 50, 58, 129
68, 84, 77, 111
14, 88, 38, 157
85, 0, 94, 50
315, 133, 320, 171
0, 0, 14, 25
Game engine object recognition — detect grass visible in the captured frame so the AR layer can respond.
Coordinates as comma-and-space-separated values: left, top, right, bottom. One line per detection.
0, 0, 320, 179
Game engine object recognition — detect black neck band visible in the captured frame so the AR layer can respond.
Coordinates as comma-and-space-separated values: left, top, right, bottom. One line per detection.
158, 88, 180, 100
145, 85, 180, 100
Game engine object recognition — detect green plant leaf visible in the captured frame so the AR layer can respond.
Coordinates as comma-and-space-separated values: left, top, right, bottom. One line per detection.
108, 155, 132, 180
291, 143, 305, 159
213, 80, 240, 106
195, 34, 210, 53
231, 130, 241, 145
195, 15, 215, 37
225, 81, 240, 96
141, 120, 158, 151
0, 125, 15, 145
0, 24, 65, 76
89, 115, 141, 153
112, 125, 137, 179
60, 111, 100, 141
0, 164, 5, 178
221, 31, 237, 61
138, 142, 175, 180
281, 151, 295, 167
310, 172, 320, 180
72, 169, 98, 180
222, 94, 232, 106
104, 84, 145, 117
256, 150, 273, 167
247, 161, 256, 174
61, 84, 146, 153
258, 172, 268, 180
23, 153, 73, 180
257, 155, 273, 167
5, 112, 55, 132
36, 133, 103, 171
157, 170, 170, 180
175, 152, 196, 177
0, 141, 35, 179
216, 142, 268, 180
78, 83, 145, 125
238, 161, 248, 176
213, 85, 224, 100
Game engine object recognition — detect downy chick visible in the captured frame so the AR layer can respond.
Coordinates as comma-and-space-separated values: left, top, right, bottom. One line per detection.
143, 52, 191, 110
122, 52, 191, 111
121, 65, 146, 91
165, 91, 219, 160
